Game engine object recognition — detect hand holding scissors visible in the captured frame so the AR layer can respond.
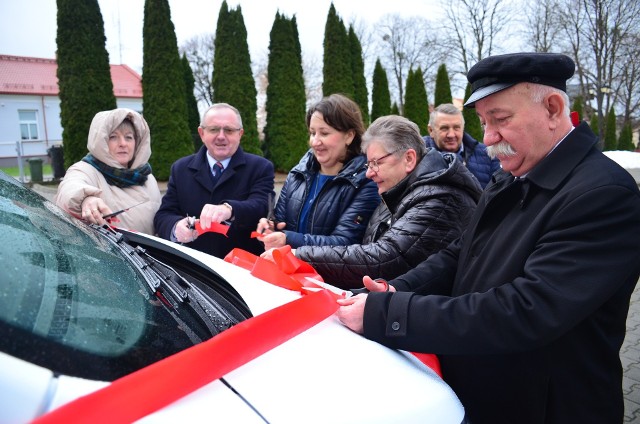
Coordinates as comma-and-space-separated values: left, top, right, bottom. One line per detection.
255, 192, 287, 249
259, 192, 282, 233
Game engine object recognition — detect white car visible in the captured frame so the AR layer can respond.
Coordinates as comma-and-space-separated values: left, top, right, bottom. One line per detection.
0, 171, 466, 423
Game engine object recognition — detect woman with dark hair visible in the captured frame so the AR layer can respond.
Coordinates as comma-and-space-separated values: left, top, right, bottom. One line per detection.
257, 94, 380, 250
55, 108, 161, 235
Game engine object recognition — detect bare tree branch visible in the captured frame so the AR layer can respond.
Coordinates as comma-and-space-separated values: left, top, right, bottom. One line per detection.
374, 14, 437, 112
180, 33, 215, 107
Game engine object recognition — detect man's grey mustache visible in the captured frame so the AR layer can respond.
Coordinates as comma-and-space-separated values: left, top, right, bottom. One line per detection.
487, 142, 517, 159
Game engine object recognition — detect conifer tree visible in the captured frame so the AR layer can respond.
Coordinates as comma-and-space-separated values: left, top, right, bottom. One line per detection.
349, 25, 369, 124
603, 106, 618, 151
142, 0, 193, 180
56, 0, 116, 168
322, 3, 353, 97
404, 67, 429, 135
371, 59, 391, 122
589, 113, 599, 138
462, 82, 483, 141
391, 102, 400, 115
182, 54, 201, 153
263, 13, 308, 172
213, 1, 261, 155
433, 64, 453, 107
571, 96, 584, 122
617, 122, 635, 151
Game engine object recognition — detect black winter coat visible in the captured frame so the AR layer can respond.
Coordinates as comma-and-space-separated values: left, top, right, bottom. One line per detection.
365, 123, 640, 423
296, 148, 482, 289
275, 149, 380, 248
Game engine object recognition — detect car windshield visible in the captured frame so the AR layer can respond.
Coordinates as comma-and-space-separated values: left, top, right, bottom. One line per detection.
0, 172, 248, 380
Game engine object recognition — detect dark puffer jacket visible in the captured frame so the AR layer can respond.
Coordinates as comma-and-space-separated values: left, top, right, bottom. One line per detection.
275, 149, 380, 248
423, 132, 500, 188
295, 148, 482, 289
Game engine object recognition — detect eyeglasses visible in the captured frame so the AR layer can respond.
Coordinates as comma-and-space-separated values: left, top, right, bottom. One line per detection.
364, 150, 401, 172
201, 126, 242, 136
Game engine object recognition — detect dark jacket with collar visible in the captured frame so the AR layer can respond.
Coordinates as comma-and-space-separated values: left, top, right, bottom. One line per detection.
275, 149, 380, 248
423, 132, 500, 188
154, 146, 274, 258
365, 123, 640, 423
295, 148, 482, 289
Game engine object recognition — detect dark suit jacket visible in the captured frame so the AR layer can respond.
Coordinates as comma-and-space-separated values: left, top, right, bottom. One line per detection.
154, 146, 274, 258
364, 123, 640, 423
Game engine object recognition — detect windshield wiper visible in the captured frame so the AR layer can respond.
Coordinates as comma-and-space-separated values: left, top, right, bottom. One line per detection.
92, 225, 237, 335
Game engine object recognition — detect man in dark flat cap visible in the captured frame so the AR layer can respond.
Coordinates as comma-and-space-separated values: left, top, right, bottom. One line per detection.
337, 52, 640, 423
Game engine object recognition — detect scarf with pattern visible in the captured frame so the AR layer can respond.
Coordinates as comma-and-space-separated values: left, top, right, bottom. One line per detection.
82, 154, 152, 188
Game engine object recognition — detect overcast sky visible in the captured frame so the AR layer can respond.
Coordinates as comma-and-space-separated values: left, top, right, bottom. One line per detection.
0, 0, 440, 74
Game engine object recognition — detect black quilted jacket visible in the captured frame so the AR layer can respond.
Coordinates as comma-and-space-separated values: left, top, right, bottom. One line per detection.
296, 148, 482, 289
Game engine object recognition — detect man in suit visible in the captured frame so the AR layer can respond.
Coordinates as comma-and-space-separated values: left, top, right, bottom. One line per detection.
337, 53, 640, 423
154, 103, 274, 258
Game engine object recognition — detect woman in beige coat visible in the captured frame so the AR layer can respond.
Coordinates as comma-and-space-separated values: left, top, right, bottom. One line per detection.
55, 108, 161, 235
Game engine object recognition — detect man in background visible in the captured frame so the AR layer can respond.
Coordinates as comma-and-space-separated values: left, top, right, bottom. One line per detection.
424, 103, 500, 187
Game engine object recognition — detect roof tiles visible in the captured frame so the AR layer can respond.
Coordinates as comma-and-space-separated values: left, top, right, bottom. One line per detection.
0, 54, 142, 98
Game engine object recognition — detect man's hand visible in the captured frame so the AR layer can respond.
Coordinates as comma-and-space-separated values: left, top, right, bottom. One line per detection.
336, 275, 395, 334
336, 294, 367, 334
199, 203, 233, 230
363, 275, 396, 292
174, 216, 198, 243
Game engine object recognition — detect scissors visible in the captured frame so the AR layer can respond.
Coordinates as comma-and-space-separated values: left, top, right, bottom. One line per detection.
265, 192, 281, 232
102, 200, 147, 220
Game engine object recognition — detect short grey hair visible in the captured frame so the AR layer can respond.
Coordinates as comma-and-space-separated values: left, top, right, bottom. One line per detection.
200, 103, 243, 128
362, 115, 427, 157
528, 84, 571, 116
429, 103, 464, 128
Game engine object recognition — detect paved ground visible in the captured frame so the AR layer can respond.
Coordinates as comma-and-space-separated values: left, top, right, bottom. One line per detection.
623, 283, 640, 422
26, 177, 640, 421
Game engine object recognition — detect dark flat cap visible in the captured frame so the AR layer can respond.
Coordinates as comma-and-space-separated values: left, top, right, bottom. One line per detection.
464, 52, 575, 107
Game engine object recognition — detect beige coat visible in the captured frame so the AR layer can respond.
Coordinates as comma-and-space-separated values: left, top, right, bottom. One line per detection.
55, 108, 162, 235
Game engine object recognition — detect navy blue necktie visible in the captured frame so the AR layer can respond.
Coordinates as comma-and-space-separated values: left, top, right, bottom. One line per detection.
211, 161, 224, 186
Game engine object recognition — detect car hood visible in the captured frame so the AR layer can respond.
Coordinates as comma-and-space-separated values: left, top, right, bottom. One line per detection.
2, 233, 464, 424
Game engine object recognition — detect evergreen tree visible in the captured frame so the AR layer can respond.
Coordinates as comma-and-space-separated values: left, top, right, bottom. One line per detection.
589, 113, 599, 138
403, 67, 429, 135
349, 25, 369, 124
603, 106, 618, 151
182, 54, 201, 153
391, 102, 400, 115
143, 0, 193, 180
56, 0, 116, 168
213, 1, 261, 155
571, 96, 584, 122
462, 82, 483, 141
433, 64, 453, 107
371, 59, 391, 122
263, 13, 308, 172
322, 3, 353, 97
617, 122, 635, 151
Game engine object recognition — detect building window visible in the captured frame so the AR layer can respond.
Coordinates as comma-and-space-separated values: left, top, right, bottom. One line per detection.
19, 110, 39, 140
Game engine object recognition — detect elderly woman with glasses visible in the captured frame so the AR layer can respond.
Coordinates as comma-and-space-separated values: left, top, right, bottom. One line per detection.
257, 94, 380, 251
293, 115, 483, 289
